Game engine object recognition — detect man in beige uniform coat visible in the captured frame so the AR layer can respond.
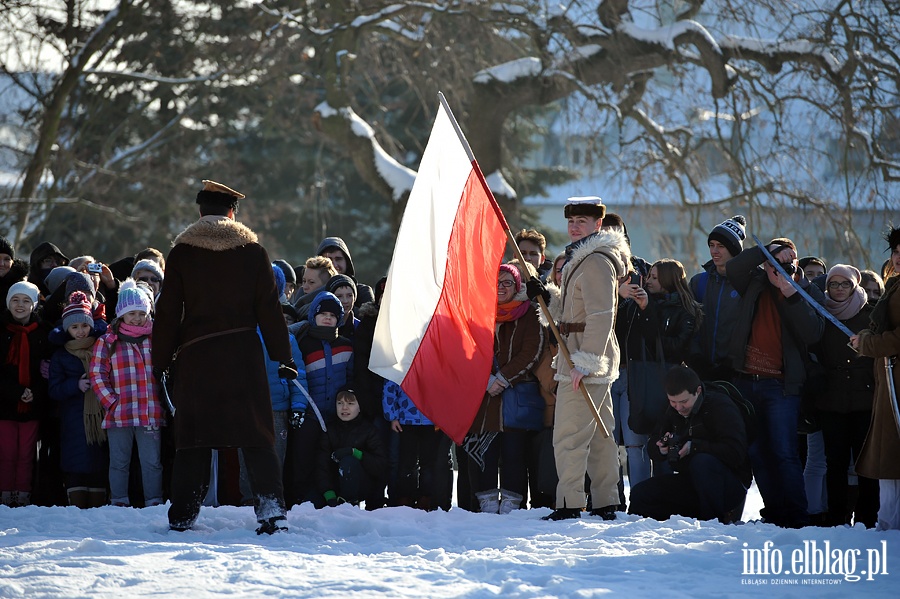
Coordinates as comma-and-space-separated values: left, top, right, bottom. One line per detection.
543, 197, 631, 521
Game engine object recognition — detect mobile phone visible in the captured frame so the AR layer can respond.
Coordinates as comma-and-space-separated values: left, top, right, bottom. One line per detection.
630, 272, 642, 286
87, 262, 102, 273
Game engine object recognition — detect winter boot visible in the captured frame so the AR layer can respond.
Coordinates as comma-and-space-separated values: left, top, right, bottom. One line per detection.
87, 488, 108, 509
475, 489, 500, 514
14, 491, 31, 507
499, 489, 524, 515
67, 487, 90, 509
0, 491, 12, 506
256, 516, 288, 535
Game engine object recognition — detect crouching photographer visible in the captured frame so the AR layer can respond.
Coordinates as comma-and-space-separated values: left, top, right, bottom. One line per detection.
628, 365, 751, 524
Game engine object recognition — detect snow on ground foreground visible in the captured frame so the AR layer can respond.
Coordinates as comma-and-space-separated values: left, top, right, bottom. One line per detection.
1, 495, 898, 598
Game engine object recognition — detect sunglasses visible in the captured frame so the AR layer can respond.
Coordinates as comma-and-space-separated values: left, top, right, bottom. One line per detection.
137, 276, 161, 284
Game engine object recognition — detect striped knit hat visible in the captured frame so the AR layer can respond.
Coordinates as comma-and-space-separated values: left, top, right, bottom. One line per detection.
62, 291, 94, 329
116, 279, 152, 318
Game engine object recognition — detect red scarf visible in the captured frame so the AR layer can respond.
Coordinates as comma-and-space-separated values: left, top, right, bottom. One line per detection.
496, 300, 530, 323
6, 321, 38, 387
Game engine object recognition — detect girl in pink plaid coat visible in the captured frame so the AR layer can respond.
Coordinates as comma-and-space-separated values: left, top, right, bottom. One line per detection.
90, 280, 163, 507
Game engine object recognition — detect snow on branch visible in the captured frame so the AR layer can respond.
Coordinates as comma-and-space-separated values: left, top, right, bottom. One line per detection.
719, 36, 844, 75
474, 57, 542, 84
315, 101, 416, 201
83, 70, 225, 85
70, 1, 126, 70
619, 20, 720, 54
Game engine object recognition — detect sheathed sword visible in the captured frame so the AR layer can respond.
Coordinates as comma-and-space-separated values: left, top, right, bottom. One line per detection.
885, 357, 900, 438
290, 379, 328, 432
752, 234, 856, 341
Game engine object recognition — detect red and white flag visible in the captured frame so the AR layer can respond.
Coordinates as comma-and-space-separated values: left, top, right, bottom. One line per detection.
369, 96, 507, 444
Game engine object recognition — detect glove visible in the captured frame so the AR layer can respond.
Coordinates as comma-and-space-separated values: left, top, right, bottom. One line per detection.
290, 410, 305, 429
331, 447, 362, 462
525, 278, 551, 304
278, 360, 298, 380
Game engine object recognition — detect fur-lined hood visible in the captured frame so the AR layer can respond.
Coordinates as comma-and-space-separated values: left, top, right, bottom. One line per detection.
173, 216, 258, 251
357, 300, 379, 319
565, 229, 631, 280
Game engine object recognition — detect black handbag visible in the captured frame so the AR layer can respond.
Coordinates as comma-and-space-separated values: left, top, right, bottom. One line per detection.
501, 380, 545, 431
627, 336, 678, 435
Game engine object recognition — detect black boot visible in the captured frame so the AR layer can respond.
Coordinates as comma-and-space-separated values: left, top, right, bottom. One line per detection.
256, 516, 288, 535
541, 507, 582, 521
589, 505, 618, 521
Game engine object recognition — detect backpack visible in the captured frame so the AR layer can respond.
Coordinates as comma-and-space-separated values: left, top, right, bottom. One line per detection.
703, 380, 757, 444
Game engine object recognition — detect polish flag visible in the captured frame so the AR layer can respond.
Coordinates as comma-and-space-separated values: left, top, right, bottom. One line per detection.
369, 97, 508, 444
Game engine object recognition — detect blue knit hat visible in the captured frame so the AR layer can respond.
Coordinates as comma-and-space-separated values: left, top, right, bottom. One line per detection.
272, 263, 286, 298
310, 291, 344, 322
116, 279, 152, 318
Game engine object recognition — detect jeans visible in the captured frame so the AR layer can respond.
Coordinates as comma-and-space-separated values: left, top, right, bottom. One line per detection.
628, 453, 747, 521
803, 430, 828, 515
611, 370, 651, 490
107, 426, 163, 506
734, 378, 808, 527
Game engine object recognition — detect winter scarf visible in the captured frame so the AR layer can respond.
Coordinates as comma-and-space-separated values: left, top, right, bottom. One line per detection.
117, 321, 153, 342
825, 287, 867, 321
6, 321, 38, 387
496, 300, 530, 323
65, 336, 105, 445
309, 324, 339, 342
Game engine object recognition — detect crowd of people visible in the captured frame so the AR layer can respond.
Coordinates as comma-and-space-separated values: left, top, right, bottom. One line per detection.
2, 182, 899, 534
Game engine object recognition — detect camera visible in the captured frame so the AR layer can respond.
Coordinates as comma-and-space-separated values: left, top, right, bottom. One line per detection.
87, 262, 103, 274
662, 432, 684, 468
777, 262, 797, 276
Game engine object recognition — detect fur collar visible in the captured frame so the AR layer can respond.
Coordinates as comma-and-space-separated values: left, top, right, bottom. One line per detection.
357, 300, 379, 319
566, 229, 631, 280
173, 217, 258, 251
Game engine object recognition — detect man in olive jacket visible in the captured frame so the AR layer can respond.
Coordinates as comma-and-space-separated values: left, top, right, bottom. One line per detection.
153, 180, 298, 534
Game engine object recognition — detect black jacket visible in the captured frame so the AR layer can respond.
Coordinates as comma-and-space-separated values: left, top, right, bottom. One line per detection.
648, 386, 752, 488
316, 414, 388, 496
618, 292, 696, 364
725, 246, 825, 395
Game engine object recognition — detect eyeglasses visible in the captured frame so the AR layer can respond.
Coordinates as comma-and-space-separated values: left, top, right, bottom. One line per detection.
827, 280, 854, 290
137, 276, 161, 284
497, 280, 516, 288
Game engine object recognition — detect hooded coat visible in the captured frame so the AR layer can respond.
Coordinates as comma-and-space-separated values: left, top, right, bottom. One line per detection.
152, 216, 292, 450
547, 228, 632, 385
316, 237, 375, 307
855, 276, 900, 479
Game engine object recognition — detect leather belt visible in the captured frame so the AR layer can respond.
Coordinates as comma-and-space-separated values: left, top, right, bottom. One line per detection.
558, 322, 586, 335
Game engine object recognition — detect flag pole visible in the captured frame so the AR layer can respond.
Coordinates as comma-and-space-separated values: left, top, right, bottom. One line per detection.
437, 92, 610, 438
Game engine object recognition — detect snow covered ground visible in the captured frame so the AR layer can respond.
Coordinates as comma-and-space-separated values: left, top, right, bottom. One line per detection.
1, 481, 897, 598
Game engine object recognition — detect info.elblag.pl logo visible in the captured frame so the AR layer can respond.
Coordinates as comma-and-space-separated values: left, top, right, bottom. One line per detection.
741, 540, 889, 584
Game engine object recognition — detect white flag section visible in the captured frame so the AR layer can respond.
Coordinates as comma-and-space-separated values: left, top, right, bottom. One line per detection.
368, 100, 506, 444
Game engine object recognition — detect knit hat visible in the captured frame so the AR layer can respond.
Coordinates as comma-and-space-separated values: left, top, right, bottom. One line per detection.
273, 259, 296, 285
310, 291, 344, 322
45, 266, 77, 294
498, 264, 523, 293
281, 303, 298, 322
131, 259, 164, 283
62, 291, 94, 329
798, 256, 826, 272
272, 263, 286, 298
564, 196, 606, 219
708, 215, 746, 258
116, 279, 152, 318
326, 274, 357, 298
0, 235, 13, 259
65, 272, 95, 301
7, 281, 39, 309
826, 264, 861, 287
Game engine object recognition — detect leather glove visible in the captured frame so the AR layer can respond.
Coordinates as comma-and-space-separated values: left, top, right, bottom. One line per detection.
290, 410, 305, 429
525, 278, 551, 304
278, 360, 298, 380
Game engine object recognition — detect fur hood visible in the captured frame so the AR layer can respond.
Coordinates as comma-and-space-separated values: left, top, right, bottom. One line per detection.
357, 300, 379, 319
173, 217, 258, 251
566, 229, 631, 279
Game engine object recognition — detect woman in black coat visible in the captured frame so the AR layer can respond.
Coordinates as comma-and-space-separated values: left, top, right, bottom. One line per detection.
813, 264, 878, 527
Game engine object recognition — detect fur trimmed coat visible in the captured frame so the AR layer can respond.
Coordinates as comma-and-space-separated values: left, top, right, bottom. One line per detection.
152, 216, 292, 450
546, 229, 631, 385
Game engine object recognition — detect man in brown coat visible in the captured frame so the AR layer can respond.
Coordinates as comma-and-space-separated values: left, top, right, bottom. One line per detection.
543, 197, 631, 521
153, 180, 298, 534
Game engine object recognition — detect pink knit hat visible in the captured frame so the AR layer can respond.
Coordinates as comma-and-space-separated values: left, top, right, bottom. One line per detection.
498, 264, 523, 292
